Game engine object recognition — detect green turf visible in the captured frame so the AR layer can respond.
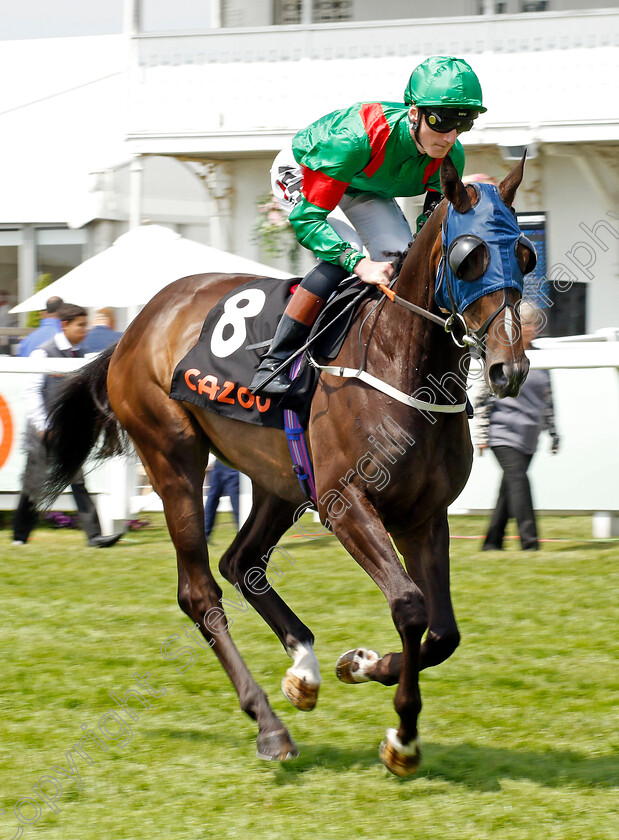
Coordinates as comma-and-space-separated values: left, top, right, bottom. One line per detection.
1, 513, 617, 840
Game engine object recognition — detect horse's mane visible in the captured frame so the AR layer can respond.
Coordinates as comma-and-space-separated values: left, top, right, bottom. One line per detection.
392, 199, 446, 300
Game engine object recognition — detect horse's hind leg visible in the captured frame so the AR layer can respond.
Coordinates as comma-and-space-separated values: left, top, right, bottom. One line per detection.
218, 486, 321, 711
123, 398, 297, 761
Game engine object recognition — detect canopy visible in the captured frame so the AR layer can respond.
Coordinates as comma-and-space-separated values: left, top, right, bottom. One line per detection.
11, 225, 293, 313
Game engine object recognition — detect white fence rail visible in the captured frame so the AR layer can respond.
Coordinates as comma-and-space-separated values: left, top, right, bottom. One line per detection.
1, 333, 618, 535
454, 331, 619, 537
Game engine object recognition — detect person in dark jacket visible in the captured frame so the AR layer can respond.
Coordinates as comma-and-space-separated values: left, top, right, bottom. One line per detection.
476, 302, 560, 551
204, 460, 240, 542
82, 307, 123, 354
12, 303, 123, 548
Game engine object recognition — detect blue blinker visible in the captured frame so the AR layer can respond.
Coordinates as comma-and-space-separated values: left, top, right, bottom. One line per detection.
435, 183, 532, 313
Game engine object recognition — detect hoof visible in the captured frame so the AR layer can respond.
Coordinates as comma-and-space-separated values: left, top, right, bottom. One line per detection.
335, 648, 381, 684
256, 728, 299, 762
379, 729, 422, 777
281, 671, 319, 711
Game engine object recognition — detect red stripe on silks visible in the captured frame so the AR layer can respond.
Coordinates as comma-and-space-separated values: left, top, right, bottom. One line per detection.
422, 157, 442, 185
359, 103, 391, 178
301, 166, 349, 211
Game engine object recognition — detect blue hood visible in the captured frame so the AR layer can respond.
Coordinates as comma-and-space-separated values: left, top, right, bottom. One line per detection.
435, 183, 526, 313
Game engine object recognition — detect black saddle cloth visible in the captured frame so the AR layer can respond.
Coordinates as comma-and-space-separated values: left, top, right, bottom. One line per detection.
169, 276, 377, 429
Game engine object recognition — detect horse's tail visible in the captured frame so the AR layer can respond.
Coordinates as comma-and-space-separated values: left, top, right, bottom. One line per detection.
42, 343, 129, 506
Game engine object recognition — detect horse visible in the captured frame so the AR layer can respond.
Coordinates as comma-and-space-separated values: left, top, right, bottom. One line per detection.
44, 155, 532, 776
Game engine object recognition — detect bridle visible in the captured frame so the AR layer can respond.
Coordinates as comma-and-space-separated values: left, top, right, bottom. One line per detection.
378, 280, 480, 350
310, 181, 531, 415
433, 251, 515, 350
378, 255, 511, 355
379, 193, 527, 354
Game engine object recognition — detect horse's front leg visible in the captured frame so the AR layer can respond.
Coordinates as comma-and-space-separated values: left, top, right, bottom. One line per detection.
396, 509, 461, 670
326, 492, 427, 776
339, 509, 460, 686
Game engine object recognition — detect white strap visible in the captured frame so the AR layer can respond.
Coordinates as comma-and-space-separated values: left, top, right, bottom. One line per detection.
311, 362, 467, 414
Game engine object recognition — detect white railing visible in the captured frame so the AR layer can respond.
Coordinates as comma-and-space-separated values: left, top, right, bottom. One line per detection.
133, 10, 619, 61
454, 332, 619, 535
3, 332, 618, 535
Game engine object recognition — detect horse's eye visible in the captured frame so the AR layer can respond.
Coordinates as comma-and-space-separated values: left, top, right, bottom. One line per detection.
447, 235, 490, 282
515, 235, 537, 275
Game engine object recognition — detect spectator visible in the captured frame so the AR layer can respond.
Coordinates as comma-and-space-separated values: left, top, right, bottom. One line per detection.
204, 460, 240, 542
12, 303, 124, 548
17, 296, 64, 357
82, 307, 123, 354
476, 302, 560, 552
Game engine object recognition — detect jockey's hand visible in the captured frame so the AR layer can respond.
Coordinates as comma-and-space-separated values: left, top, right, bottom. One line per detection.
353, 258, 394, 286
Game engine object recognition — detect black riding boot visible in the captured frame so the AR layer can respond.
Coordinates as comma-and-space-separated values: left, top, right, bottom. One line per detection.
250, 314, 311, 396
250, 261, 349, 396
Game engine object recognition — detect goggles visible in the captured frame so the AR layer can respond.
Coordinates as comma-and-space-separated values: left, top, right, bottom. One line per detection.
421, 107, 479, 135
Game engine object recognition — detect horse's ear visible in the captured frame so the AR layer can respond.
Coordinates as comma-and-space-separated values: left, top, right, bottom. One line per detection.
440, 156, 472, 213
498, 149, 527, 207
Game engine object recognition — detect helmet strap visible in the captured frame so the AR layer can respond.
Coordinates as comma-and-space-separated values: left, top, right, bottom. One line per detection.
408, 107, 427, 154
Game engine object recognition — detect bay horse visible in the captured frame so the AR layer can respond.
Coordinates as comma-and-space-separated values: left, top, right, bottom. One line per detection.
44, 156, 532, 775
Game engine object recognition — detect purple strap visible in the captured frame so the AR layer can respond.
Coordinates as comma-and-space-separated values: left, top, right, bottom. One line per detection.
283, 356, 317, 506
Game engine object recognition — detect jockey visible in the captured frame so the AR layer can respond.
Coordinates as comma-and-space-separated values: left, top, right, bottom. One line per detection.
250, 55, 486, 396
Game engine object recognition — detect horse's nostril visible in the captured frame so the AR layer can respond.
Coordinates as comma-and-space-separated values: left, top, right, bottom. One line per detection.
489, 360, 530, 397
489, 362, 508, 390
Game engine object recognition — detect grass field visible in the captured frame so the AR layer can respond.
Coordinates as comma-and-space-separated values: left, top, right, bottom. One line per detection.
1, 512, 617, 840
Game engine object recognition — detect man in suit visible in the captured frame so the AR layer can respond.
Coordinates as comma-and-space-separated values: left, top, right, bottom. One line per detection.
12, 303, 124, 547
17, 296, 64, 356
82, 307, 123, 354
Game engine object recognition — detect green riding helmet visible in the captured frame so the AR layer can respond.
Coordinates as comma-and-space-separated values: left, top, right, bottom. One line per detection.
404, 55, 487, 113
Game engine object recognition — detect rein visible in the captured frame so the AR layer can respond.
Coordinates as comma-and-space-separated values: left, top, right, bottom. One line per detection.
308, 253, 469, 416
377, 280, 477, 350
379, 215, 516, 353
375, 230, 483, 351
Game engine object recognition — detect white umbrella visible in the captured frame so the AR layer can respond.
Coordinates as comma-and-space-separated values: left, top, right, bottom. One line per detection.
11, 225, 293, 313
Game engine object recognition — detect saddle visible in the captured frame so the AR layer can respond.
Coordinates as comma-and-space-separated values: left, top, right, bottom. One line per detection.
169, 276, 377, 430
282, 279, 379, 419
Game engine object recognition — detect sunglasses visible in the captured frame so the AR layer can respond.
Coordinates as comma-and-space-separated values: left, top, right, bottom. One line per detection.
421, 108, 479, 135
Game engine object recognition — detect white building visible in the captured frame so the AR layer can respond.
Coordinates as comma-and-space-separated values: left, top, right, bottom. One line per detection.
0, 0, 617, 337
0, 1, 618, 528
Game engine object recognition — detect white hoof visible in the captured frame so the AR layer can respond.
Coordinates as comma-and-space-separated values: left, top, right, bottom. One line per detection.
379, 728, 422, 776
335, 648, 381, 684
281, 670, 319, 711
282, 642, 321, 710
